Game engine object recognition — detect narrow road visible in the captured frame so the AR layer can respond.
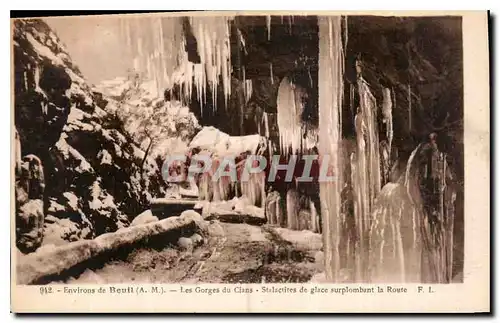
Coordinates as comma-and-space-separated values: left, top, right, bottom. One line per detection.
59, 222, 323, 284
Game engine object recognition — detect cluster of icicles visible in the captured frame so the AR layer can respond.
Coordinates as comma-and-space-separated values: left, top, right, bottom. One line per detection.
118, 14, 297, 112
118, 15, 234, 108
276, 77, 305, 154
116, 14, 456, 284
317, 15, 455, 284
317, 16, 408, 283
276, 77, 319, 155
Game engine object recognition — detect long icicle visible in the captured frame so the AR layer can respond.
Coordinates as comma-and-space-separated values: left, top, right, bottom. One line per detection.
276, 77, 303, 155
318, 15, 344, 282
382, 87, 394, 158
266, 15, 271, 41
408, 43, 412, 132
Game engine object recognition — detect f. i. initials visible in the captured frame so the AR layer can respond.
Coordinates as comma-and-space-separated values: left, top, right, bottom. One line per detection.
417, 286, 435, 293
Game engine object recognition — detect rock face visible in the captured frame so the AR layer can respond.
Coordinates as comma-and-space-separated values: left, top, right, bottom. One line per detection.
13, 21, 72, 157
16, 199, 44, 253
13, 19, 167, 252
15, 142, 46, 252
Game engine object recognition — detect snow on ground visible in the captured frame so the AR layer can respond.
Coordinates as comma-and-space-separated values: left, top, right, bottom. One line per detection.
272, 227, 323, 251
131, 144, 146, 161
57, 221, 322, 284
55, 138, 93, 173
189, 126, 231, 152
66, 106, 86, 123
62, 192, 79, 210
93, 76, 130, 98
47, 200, 65, 213
98, 149, 112, 165
189, 126, 262, 157
64, 106, 94, 132
25, 33, 64, 66
97, 76, 128, 88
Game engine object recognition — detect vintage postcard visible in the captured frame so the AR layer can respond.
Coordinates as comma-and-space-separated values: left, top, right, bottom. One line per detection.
10, 10, 490, 313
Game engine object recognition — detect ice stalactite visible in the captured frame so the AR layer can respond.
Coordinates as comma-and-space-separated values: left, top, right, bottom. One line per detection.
276, 77, 304, 155
380, 141, 391, 186
318, 16, 344, 282
278, 15, 293, 31
407, 44, 412, 132
443, 155, 457, 283
236, 28, 247, 55
349, 84, 355, 122
382, 87, 393, 154
380, 87, 394, 186
269, 63, 274, 84
349, 78, 383, 281
409, 143, 457, 283
286, 188, 299, 230
263, 112, 270, 138
119, 15, 234, 108
189, 16, 233, 108
265, 191, 282, 226
197, 157, 234, 203
404, 144, 422, 198
266, 16, 271, 41
234, 152, 266, 208
198, 172, 212, 201
240, 172, 266, 207
408, 84, 412, 131
192, 63, 207, 111
197, 157, 266, 208
262, 111, 275, 160
309, 199, 318, 233
352, 113, 369, 281
357, 79, 382, 208
215, 176, 233, 202
244, 79, 253, 104
367, 181, 423, 283
368, 138, 457, 283
350, 153, 362, 279
367, 140, 425, 284
119, 16, 186, 97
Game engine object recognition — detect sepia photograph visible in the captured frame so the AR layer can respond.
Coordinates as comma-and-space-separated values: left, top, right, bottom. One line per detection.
10, 10, 489, 313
